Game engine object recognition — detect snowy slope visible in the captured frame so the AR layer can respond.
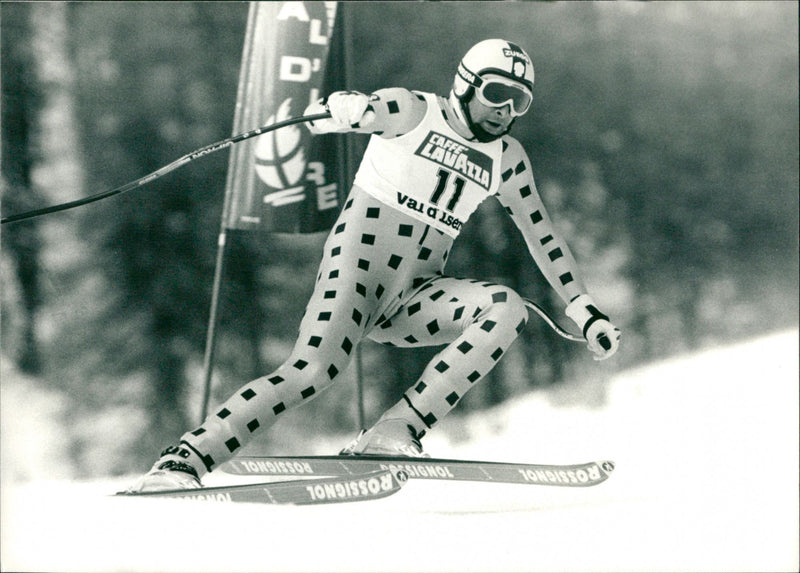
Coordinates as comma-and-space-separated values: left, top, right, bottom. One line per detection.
2, 330, 798, 573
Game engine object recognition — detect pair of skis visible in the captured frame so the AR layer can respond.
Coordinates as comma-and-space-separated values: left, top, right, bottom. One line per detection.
117, 455, 615, 506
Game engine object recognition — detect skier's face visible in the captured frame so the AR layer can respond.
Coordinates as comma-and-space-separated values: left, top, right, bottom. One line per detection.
467, 96, 514, 136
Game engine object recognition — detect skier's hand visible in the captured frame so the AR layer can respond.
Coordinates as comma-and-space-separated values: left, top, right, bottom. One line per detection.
565, 294, 621, 361
305, 91, 375, 134
326, 91, 375, 127
584, 318, 621, 360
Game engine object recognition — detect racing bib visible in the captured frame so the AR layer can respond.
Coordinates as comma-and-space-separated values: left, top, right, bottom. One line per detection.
353, 92, 503, 237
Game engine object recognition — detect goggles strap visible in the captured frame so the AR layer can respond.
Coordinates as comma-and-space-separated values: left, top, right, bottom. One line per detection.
457, 62, 483, 88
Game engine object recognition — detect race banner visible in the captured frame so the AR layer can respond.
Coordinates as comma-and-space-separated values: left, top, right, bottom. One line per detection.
223, 1, 344, 233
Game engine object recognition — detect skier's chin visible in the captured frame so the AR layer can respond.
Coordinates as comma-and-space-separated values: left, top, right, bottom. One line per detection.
481, 120, 508, 136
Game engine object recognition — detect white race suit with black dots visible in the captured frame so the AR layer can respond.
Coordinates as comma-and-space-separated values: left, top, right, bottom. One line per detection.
180, 89, 588, 473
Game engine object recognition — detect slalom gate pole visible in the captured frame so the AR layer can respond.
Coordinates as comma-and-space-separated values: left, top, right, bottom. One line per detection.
338, 3, 367, 430
1, 112, 332, 225
199, 228, 228, 422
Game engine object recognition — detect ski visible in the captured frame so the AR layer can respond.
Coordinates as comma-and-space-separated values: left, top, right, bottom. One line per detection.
220, 455, 615, 488
115, 468, 407, 505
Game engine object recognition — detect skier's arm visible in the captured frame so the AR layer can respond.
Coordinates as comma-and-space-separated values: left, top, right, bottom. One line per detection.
495, 137, 620, 359
495, 137, 586, 304
304, 88, 426, 138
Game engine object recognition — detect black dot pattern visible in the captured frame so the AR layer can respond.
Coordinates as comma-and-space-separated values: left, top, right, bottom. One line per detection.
179, 188, 530, 470
369, 276, 528, 431
493, 140, 584, 303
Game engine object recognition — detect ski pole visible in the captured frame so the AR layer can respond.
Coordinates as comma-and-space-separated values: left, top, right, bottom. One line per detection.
523, 298, 583, 342
3, 111, 610, 353
1, 112, 332, 225
524, 297, 610, 350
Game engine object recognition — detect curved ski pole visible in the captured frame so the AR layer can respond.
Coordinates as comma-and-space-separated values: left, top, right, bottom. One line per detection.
1, 112, 333, 225
523, 298, 584, 343
525, 298, 611, 350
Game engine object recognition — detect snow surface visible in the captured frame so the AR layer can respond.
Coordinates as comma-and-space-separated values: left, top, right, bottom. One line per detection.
2, 330, 798, 573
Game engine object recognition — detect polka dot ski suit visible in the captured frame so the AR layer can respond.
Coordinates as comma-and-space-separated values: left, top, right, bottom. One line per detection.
179, 88, 587, 473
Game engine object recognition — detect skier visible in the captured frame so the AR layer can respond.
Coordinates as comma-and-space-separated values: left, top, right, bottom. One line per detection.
127, 39, 621, 492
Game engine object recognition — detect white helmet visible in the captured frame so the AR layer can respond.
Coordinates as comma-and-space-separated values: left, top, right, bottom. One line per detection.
454, 39, 534, 98
451, 39, 534, 141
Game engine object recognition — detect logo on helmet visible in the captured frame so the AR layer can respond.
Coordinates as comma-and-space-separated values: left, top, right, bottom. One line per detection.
457, 62, 478, 86
503, 47, 528, 61
502, 43, 531, 84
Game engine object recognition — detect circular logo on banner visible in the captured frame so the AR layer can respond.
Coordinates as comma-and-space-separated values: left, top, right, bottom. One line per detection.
254, 98, 307, 189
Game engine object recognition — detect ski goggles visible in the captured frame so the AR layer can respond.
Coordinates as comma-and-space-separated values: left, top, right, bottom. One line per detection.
474, 75, 533, 117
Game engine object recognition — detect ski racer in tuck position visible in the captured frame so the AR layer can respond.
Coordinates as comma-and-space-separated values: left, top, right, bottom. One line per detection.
127, 39, 621, 492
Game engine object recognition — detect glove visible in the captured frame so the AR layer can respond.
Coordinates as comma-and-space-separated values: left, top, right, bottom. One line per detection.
304, 91, 375, 133
565, 294, 621, 361
327, 91, 374, 126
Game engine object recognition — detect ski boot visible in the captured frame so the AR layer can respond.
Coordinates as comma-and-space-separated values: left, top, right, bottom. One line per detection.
124, 444, 203, 493
340, 419, 429, 458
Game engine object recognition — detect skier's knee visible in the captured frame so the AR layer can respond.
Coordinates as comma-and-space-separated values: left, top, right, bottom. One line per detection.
481, 286, 528, 333
288, 361, 332, 395
262, 357, 345, 407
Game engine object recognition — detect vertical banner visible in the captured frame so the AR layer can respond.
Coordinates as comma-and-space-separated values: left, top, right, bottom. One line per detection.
223, 1, 343, 233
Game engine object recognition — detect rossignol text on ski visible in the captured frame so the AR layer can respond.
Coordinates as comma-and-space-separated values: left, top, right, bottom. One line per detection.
220, 455, 615, 488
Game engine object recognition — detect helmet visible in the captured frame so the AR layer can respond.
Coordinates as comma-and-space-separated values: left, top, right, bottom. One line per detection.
450, 39, 534, 141
453, 39, 534, 98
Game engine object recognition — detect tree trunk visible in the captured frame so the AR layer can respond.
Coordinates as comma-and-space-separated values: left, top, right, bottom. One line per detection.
1, 4, 43, 373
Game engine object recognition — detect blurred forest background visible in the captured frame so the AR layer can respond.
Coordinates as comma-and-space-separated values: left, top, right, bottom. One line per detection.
2, 1, 797, 479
